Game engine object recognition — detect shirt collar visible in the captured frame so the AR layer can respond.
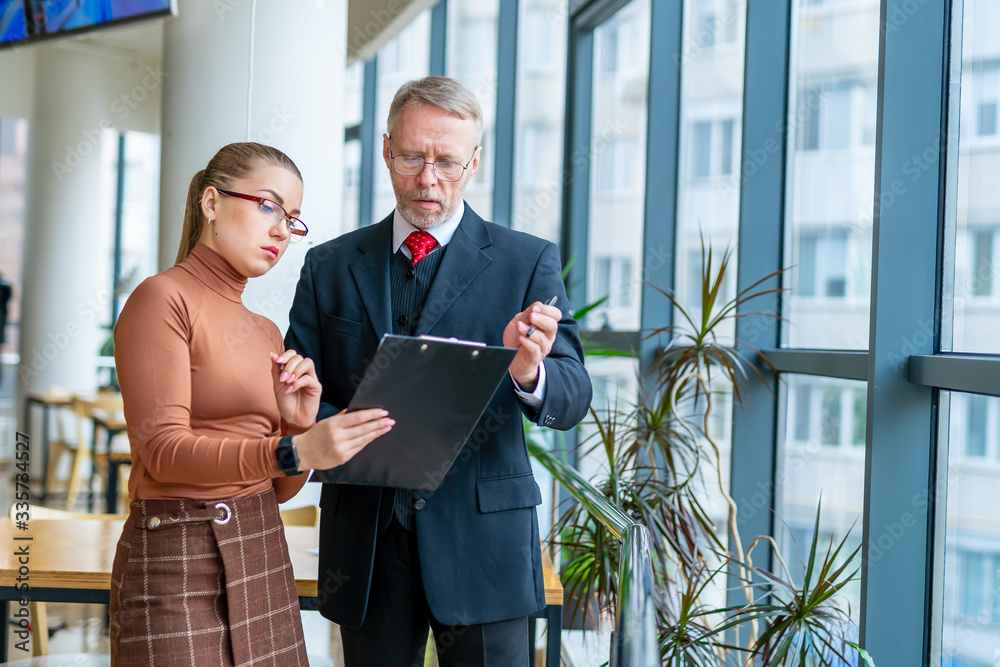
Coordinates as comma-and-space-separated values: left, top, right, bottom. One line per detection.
392, 201, 465, 256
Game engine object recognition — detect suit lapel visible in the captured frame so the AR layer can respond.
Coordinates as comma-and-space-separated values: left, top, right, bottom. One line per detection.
348, 216, 393, 339
417, 207, 493, 336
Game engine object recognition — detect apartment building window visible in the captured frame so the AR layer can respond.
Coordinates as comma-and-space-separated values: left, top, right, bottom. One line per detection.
980, 100, 998, 136
965, 394, 989, 458
952, 393, 1000, 460
970, 229, 995, 297
596, 138, 637, 193
594, 256, 635, 311
790, 381, 866, 449
599, 20, 619, 75
796, 229, 848, 298
523, 6, 558, 71
969, 64, 999, 138
797, 80, 876, 151
691, 118, 736, 180
517, 124, 543, 186
696, 0, 740, 47
957, 551, 1000, 622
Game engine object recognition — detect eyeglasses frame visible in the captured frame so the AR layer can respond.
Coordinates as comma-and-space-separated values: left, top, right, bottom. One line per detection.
215, 189, 308, 237
386, 135, 480, 183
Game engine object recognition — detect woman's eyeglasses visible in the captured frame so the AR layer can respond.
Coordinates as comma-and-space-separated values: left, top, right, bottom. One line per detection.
217, 189, 308, 237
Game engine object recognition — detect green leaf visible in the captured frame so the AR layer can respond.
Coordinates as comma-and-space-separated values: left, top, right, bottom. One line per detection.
848, 643, 878, 667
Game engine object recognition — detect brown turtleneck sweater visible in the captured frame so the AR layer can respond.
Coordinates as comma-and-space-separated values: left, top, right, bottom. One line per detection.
113, 243, 307, 503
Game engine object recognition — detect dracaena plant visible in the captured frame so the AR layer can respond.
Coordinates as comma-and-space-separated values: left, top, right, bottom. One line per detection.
529, 240, 876, 666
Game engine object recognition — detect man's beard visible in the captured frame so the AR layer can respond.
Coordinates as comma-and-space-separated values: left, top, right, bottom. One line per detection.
393, 183, 464, 230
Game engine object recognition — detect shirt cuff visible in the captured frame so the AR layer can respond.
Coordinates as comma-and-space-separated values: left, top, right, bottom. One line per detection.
512, 362, 546, 409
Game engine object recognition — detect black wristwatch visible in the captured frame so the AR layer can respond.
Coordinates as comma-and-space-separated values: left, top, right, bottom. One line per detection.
275, 436, 302, 476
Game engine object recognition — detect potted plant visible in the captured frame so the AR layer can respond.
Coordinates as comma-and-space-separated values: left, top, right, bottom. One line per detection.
529, 242, 875, 665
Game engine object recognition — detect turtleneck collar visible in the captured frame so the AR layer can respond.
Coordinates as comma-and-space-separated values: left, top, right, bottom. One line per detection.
178, 243, 249, 303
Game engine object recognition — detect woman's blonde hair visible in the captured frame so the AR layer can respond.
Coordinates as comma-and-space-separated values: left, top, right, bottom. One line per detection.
175, 142, 302, 264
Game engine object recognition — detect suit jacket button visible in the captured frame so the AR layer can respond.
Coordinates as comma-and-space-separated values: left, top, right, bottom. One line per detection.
398, 314, 408, 325
406, 269, 415, 279
413, 499, 426, 511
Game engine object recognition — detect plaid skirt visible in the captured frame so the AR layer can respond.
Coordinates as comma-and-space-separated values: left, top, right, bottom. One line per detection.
109, 488, 309, 666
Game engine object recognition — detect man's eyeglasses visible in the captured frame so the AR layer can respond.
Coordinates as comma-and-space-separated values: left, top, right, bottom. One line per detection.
217, 189, 308, 238
387, 137, 478, 183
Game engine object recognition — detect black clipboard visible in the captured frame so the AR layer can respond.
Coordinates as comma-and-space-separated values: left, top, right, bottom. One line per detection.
309, 334, 517, 490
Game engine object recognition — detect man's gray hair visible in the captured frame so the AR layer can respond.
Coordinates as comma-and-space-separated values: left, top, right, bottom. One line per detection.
386, 76, 484, 145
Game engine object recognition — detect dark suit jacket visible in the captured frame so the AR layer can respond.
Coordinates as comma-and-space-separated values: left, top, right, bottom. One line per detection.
284, 205, 592, 628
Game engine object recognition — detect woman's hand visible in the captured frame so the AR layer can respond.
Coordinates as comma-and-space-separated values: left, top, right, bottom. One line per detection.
271, 349, 321, 428
293, 409, 395, 471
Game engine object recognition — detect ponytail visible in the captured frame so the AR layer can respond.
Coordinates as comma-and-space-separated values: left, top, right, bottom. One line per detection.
175, 169, 207, 264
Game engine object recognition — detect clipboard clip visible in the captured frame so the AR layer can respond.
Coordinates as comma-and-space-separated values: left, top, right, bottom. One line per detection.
418, 335, 487, 347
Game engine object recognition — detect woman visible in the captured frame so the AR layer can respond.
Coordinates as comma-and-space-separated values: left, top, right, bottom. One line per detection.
109, 142, 393, 666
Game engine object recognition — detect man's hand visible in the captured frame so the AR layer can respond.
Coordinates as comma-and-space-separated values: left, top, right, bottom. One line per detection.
503, 300, 561, 391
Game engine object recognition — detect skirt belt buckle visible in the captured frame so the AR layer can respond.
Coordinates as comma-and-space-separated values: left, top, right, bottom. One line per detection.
214, 502, 232, 525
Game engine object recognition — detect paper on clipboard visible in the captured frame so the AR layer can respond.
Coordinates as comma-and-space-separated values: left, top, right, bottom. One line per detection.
308, 334, 516, 490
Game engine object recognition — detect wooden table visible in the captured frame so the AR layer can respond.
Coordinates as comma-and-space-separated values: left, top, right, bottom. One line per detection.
21, 393, 73, 503
0, 519, 563, 665
85, 413, 128, 514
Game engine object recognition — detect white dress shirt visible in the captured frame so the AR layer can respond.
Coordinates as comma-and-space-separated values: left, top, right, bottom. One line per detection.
392, 205, 548, 408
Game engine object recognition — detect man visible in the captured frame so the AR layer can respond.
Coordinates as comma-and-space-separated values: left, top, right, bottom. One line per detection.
285, 76, 592, 666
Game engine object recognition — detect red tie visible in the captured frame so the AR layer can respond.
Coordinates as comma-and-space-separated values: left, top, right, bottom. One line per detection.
404, 230, 439, 265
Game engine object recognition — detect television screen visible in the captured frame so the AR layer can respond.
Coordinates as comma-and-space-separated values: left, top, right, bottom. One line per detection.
0, 0, 174, 50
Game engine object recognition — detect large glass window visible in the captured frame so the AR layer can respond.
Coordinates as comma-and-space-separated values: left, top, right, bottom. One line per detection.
344, 60, 365, 129
942, 391, 1000, 665
343, 138, 362, 232
0, 118, 27, 362
115, 132, 160, 319
447, 0, 500, 221
513, 0, 567, 243
372, 11, 432, 225
585, 0, 650, 332
98, 131, 160, 388
0, 117, 27, 448
948, 2, 1000, 354
778, 375, 866, 627
675, 0, 746, 344
782, 0, 879, 349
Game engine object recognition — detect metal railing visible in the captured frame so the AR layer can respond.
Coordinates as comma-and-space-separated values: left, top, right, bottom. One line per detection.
530, 446, 659, 667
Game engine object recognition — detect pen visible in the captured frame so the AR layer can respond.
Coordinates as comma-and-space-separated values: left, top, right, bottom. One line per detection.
526, 296, 558, 338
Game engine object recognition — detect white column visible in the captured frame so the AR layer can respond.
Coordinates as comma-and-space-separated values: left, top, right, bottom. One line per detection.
19, 43, 162, 396
159, 0, 348, 333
